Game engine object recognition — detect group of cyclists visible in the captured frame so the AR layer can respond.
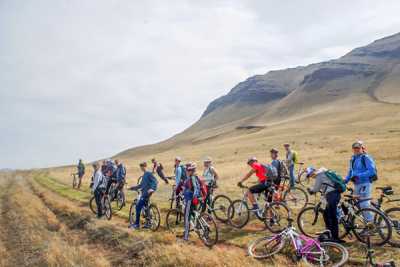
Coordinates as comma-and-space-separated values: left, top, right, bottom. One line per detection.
79, 140, 382, 248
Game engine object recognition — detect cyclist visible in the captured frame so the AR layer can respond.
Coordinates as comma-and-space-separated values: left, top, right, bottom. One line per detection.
128, 162, 158, 229
237, 157, 271, 216
114, 159, 126, 201
202, 156, 219, 211
270, 148, 286, 187
344, 141, 376, 222
77, 159, 85, 188
174, 156, 186, 195
152, 158, 169, 184
183, 163, 201, 241
284, 143, 298, 187
306, 167, 345, 243
105, 159, 117, 196
91, 162, 106, 219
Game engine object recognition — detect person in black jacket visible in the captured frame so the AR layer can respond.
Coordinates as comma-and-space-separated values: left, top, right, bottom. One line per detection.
152, 158, 169, 184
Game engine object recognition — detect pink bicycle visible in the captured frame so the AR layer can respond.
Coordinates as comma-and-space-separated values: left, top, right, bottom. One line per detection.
248, 218, 348, 266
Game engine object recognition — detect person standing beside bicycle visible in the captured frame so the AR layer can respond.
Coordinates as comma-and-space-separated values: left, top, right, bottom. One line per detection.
92, 162, 106, 219
114, 159, 126, 199
77, 159, 85, 189
129, 162, 158, 230
202, 156, 219, 210
237, 157, 272, 217
270, 148, 287, 187
183, 163, 201, 241
284, 143, 298, 188
152, 158, 169, 184
344, 141, 377, 222
174, 156, 186, 195
306, 167, 346, 244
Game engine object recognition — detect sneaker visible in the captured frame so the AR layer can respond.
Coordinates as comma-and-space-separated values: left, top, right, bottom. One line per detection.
128, 224, 140, 230
143, 223, 152, 229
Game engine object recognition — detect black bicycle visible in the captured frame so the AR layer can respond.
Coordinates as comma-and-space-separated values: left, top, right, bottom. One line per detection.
200, 181, 232, 223
297, 186, 392, 246
108, 181, 126, 211
129, 189, 160, 231
89, 189, 112, 220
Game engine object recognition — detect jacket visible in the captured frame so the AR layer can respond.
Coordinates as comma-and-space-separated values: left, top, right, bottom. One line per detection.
131, 171, 158, 197
345, 154, 376, 184
115, 164, 126, 182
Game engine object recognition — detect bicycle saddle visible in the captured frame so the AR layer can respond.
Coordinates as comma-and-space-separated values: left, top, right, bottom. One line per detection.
377, 186, 394, 195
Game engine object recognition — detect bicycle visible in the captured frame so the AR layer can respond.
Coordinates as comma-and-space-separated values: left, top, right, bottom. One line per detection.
297, 185, 392, 246
227, 183, 290, 231
200, 181, 232, 223
294, 162, 310, 186
248, 217, 349, 266
88, 188, 112, 220
108, 181, 126, 211
129, 189, 161, 231
276, 175, 309, 210
363, 234, 396, 267
165, 197, 218, 247
370, 186, 400, 247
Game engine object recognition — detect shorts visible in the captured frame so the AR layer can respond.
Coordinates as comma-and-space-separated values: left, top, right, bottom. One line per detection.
249, 183, 269, 194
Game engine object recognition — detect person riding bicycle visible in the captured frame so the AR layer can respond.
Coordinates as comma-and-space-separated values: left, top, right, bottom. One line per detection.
237, 157, 272, 217
284, 143, 298, 188
91, 162, 106, 219
77, 159, 85, 188
306, 167, 345, 244
152, 158, 169, 184
183, 163, 201, 241
128, 162, 158, 230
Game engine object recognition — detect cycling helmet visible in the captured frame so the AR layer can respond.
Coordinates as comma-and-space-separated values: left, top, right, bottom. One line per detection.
306, 166, 316, 178
187, 163, 197, 171
247, 157, 257, 164
270, 148, 279, 153
203, 156, 212, 163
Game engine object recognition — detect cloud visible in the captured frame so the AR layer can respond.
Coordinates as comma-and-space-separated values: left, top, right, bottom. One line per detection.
1, 0, 400, 168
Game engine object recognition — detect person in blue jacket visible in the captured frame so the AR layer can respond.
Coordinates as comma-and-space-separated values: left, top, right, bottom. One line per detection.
344, 141, 377, 221
129, 161, 158, 229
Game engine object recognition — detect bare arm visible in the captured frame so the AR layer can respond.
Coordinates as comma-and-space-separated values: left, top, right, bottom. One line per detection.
211, 167, 219, 181
240, 169, 255, 183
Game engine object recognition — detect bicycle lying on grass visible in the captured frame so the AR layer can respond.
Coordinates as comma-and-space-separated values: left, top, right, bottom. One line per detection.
129, 189, 160, 231
248, 217, 349, 266
165, 192, 218, 247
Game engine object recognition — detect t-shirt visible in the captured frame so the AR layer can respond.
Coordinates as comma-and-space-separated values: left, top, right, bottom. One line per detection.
251, 162, 267, 183
203, 166, 215, 185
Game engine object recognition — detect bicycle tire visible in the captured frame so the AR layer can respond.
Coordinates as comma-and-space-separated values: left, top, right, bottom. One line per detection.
247, 235, 285, 259
385, 207, 400, 248
89, 196, 97, 214
302, 241, 349, 267
129, 201, 137, 225
148, 204, 161, 231
103, 196, 112, 220
197, 213, 218, 247
297, 206, 326, 238
283, 186, 309, 210
264, 202, 290, 233
227, 200, 250, 229
115, 190, 125, 211
211, 194, 232, 223
165, 209, 184, 234
352, 207, 392, 246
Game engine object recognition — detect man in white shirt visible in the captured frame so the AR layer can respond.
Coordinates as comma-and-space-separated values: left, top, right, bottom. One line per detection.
92, 162, 106, 218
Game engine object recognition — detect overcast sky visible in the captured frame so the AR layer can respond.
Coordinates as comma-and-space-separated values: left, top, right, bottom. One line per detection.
1, 1, 400, 169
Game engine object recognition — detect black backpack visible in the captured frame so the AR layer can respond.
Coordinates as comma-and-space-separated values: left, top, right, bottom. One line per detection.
351, 154, 378, 182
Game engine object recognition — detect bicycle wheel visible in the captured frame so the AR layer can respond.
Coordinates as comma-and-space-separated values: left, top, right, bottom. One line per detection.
89, 196, 97, 214
115, 190, 125, 211
297, 206, 326, 238
283, 186, 308, 210
211, 194, 232, 223
103, 197, 112, 220
264, 202, 290, 233
352, 207, 392, 246
165, 209, 184, 234
303, 241, 349, 267
248, 235, 285, 259
148, 204, 161, 231
197, 213, 218, 247
227, 200, 250, 229
385, 207, 400, 247
129, 201, 137, 225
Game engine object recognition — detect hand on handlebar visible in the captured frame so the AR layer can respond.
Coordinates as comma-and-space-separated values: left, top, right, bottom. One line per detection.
237, 182, 243, 188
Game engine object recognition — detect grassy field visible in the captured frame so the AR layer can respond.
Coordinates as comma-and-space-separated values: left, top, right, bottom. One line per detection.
27, 98, 400, 266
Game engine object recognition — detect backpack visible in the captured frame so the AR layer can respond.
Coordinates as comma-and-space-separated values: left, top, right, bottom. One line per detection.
275, 160, 287, 179
292, 151, 299, 164
262, 164, 278, 182
324, 170, 346, 193
179, 165, 187, 181
184, 175, 207, 200
351, 154, 378, 182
